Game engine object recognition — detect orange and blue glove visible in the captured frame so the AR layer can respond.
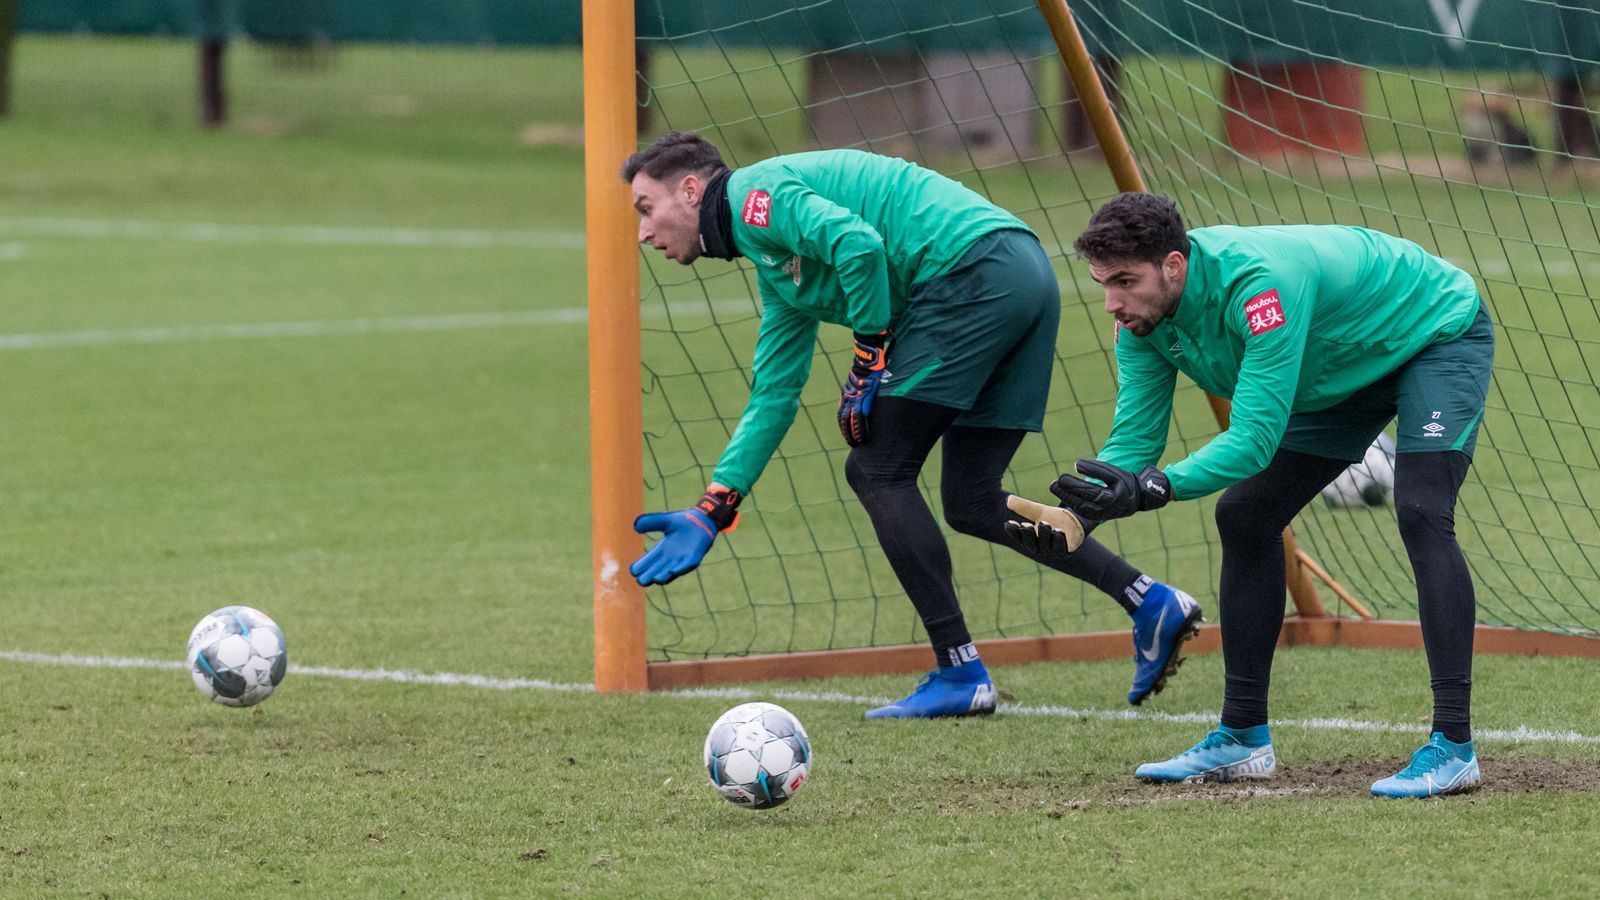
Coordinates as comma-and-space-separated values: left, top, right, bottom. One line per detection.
630, 487, 741, 586
838, 331, 889, 447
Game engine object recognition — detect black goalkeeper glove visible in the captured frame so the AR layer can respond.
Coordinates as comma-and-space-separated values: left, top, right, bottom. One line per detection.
1049, 459, 1171, 522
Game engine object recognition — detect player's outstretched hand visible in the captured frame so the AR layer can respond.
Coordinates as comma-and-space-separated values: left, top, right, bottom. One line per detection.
1003, 494, 1087, 558
1050, 459, 1171, 521
838, 331, 888, 446
630, 487, 741, 586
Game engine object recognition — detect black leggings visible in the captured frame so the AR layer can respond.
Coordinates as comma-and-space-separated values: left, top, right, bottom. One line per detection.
1214, 447, 1476, 742
844, 396, 1144, 662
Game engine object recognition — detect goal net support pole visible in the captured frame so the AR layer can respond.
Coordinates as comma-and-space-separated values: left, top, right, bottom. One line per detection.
1038, 0, 1333, 619
585, 0, 648, 692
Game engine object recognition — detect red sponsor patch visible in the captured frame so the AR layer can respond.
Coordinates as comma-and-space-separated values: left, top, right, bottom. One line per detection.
741, 189, 772, 228
1244, 288, 1287, 336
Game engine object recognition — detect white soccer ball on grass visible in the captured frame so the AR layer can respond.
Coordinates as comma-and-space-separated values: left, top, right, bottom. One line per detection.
704, 702, 811, 809
186, 605, 287, 707
1320, 433, 1397, 509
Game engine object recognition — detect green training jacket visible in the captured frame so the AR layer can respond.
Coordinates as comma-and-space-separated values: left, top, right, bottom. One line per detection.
709, 149, 1030, 494
1098, 224, 1482, 500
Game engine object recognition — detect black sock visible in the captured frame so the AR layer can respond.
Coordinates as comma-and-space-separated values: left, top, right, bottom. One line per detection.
1120, 574, 1156, 612
939, 425, 1147, 616
945, 641, 981, 668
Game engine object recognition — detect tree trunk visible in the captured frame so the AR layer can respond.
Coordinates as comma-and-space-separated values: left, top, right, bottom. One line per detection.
198, 39, 226, 127
0, 0, 19, 118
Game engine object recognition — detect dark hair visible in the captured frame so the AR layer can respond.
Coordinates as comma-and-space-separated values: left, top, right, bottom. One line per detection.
1072, 192, 1190, 265
620, 131, 728, 183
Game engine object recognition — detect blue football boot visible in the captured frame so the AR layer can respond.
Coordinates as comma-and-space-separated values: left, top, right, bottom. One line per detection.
1128, 583, 1204, 705
865, 659, 997, 719
1371, 733, 1481, 798
1135, 724, 1277, 783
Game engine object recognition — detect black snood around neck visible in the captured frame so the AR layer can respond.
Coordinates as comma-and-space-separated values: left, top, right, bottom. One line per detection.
696, 167, 739, 261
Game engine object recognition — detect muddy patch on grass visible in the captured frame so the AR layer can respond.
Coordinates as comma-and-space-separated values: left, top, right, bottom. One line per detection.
1101, 755, 1600, 807
935, 755, 1597, 814
1283, 753, 1600, 796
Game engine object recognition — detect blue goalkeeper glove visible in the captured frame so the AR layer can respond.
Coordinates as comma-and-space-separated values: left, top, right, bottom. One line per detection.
630, 487, 742, 586
838, 331, 889, 447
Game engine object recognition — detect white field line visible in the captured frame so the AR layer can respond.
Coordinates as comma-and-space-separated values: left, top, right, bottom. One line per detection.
0, 310, 585, 350
0, 216, 584, 250
3, 648, 1597, 746
0, 298, 765, 351
0, 274, 1109, 352
0, 650, 592, 693
6, 217, 1589, 283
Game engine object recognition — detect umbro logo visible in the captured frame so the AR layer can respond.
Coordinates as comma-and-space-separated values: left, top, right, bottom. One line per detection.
1423, 422, 1445, 437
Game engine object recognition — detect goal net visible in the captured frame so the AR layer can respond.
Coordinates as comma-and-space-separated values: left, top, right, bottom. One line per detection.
629, 0, 1600, 663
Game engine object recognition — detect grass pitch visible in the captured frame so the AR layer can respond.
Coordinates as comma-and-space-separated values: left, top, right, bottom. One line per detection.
2, 36, 1598, 897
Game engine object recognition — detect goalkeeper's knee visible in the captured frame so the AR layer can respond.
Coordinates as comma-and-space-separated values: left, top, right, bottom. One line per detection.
1214, 491, 1292, 546
1394, 451, 1470, 547
941, 488, 998, 538
844, 446, 919, 500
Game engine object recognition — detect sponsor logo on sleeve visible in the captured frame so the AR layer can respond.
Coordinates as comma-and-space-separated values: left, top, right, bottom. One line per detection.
1244, 288, 1287, 336
742, 189, 772, 228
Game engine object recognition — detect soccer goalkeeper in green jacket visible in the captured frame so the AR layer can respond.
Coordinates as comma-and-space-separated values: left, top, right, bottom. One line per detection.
1014, 193, 1493, 796
622, 132, 1202, 718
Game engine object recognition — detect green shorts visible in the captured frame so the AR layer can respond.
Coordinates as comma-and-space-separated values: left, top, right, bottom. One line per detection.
881, 229, 1060, 431
1279, 302, 1495, 461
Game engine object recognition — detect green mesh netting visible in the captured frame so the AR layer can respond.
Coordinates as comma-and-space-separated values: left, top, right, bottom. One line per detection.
635, 0, 1600, 660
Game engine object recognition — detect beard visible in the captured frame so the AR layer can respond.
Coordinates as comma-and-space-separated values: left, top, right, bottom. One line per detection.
1127, 276, 1180, 335
1124, 317, 1160, 338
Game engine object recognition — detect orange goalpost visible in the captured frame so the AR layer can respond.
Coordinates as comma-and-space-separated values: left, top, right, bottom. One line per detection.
585, 0, 647, 692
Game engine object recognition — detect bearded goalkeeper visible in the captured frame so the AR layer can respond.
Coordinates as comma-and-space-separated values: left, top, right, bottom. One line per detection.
1014, 193, 1493, 796
621, 132, 1202, 718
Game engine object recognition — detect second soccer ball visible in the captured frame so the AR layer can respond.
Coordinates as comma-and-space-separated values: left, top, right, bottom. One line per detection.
704, 702, 811, 809
1320, 433, 1397, 509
